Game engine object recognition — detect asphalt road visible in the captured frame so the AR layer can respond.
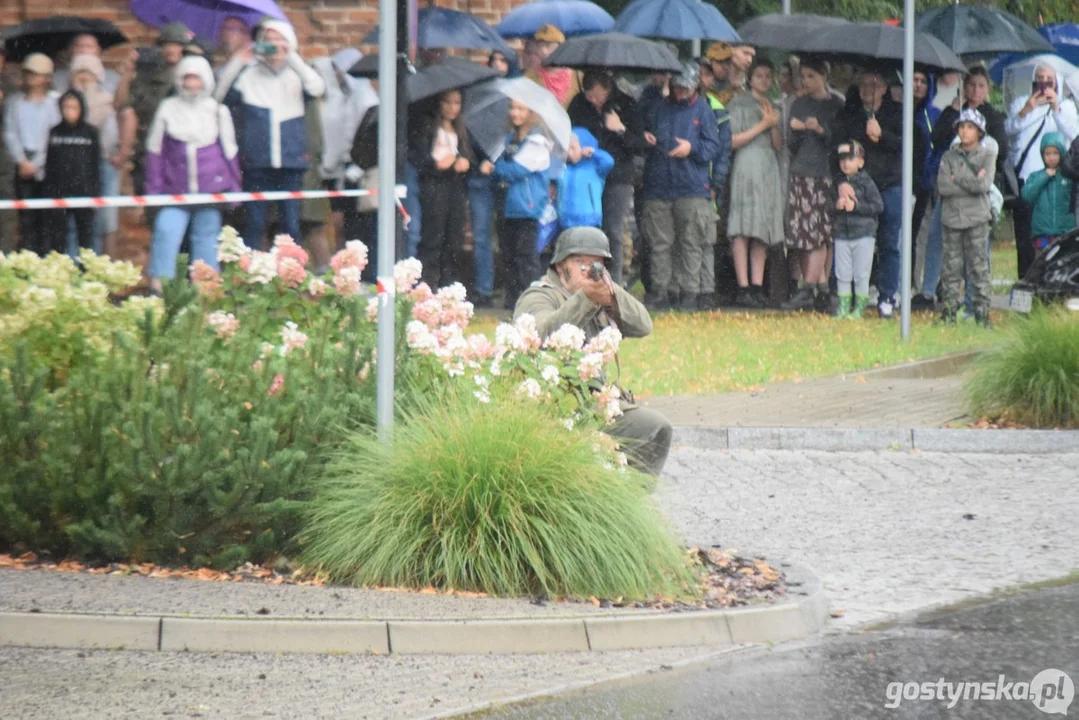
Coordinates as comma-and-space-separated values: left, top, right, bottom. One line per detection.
475, 582, 1079, 720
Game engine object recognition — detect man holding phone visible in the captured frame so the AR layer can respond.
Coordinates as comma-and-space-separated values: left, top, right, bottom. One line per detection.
1006, 63, 1079, 277
514, 226, 673, 476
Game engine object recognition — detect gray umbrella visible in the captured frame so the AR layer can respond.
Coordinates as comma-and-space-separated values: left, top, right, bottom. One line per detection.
736, 13, 851, 52
916, 5, 1053, 58
348, 56, 500, 104
798, 22, 966, 74
541, 32, 681, 72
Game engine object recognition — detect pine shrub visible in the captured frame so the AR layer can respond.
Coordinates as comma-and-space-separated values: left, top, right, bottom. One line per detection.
302, 393, 695, 600
965, 308, 1079, 428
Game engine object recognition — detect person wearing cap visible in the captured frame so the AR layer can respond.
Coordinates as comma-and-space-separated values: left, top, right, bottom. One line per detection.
513, 226, 672, 476
3, 53, 60, 255
834, 66, 905, 319
115, 21, 194, 205
831, 140, 883, 319
215, 18, 326, 248
937, 108, 996, 327
524, 24, 580, 108
640, 62, 721, 311
52, 33, 122, 96
704, 42, 737, 108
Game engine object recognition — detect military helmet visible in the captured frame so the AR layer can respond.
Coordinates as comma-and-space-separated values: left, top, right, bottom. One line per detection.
549, 226, 612, 266
158, 22, 194, 46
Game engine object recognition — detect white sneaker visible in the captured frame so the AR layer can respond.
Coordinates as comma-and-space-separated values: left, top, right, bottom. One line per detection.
878, 300, 895, 319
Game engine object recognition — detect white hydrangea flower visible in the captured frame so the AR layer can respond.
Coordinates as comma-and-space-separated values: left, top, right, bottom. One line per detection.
245, 251, 277, 284
544, 324, 586, 353
394, 257, 423, 292
405, 320, 438, 354
577, 352, 605, 381
541, 365, 561, 385
217, 226, 250, 263
583, 325, 623, 363
516, 378, 542, 399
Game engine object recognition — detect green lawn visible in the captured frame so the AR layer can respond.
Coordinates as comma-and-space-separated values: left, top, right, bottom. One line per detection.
471, 310, 1002, 398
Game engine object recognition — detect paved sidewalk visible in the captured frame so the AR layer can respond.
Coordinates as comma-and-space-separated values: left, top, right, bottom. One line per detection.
642, 352, 977, 428
3, 448, 1075, 719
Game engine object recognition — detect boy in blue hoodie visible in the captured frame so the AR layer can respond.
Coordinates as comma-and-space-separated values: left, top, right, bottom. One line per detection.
1020, 132, 1075, 255
557, 127, 614, 231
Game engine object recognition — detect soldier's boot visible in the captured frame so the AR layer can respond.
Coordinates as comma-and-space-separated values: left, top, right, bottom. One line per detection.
835, 293, 852, 319
939, 306, 957, 326
974, 310, 992, 329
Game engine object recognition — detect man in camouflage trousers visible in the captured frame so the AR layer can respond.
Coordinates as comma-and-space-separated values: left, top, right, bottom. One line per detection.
514, 226, 673, 476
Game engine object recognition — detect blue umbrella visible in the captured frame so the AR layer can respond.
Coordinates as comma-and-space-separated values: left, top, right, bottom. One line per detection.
990, 24, 1079, 84
613, 0, 739, 42
365, 7, 515, 55
496, 0, 614, 40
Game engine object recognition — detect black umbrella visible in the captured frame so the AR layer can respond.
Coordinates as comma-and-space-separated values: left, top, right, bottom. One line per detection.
541, 32, 680, 73
3, 16, 127, 62
799, 23, 966, 74
736, 13, 851, 52
916, 5, 1053, 58
348, 55, 500, 104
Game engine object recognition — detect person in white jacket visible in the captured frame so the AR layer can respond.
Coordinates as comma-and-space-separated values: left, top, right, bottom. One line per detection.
1005, 62, 1079, 277
312, 48, 377, 250
215, 18, 325, 249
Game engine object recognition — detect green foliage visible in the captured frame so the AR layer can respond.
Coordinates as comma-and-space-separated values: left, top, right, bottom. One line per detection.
302, 393, 695, 600
965, 307, 1079, 428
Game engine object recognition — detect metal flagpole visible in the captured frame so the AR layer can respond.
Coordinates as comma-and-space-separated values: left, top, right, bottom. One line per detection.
900, 0, 915, 341
782, 0, 791, 15
376, 0, 399, 441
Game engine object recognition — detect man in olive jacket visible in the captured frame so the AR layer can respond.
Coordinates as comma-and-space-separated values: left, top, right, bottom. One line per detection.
514, 226, 673, 476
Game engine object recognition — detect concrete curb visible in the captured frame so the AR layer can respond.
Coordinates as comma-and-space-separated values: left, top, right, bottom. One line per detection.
675, 426, 1079, 453
0, 565, 828, 656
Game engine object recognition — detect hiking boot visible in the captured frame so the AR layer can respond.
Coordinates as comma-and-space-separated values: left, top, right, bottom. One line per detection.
678, 292, 698, 312
835, 293, 852, 319
735, 286, 764, 309
644, 292, 669, 311
910, 293, 935, 311
697, 293, 716, 311
850, 294, 870, 319
939, 307, 957, 325
780, 286, 815, 311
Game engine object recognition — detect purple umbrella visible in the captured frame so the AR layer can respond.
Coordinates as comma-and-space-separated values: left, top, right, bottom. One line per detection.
130, 0, 287, 43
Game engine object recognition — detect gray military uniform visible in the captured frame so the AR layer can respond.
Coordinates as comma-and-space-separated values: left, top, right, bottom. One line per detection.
514, 267, 673, 476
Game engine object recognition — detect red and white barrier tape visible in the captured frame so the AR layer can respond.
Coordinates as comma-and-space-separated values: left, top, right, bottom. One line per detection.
0, 187, 409, 219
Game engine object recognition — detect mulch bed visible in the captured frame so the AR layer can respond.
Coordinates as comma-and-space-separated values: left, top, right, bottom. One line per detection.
0, 546, 787, 611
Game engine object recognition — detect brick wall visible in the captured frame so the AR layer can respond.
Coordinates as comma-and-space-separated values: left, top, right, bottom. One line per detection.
5, 0, 528, 65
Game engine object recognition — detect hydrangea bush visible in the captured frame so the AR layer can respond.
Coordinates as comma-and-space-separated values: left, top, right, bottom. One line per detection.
0, 228, 627, 566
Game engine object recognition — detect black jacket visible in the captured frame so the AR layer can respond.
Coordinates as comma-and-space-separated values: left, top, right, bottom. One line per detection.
1060, 136, 1079, 213
406, 114, 475, 180
831, 169, 884, 240
567, 87, 646, 186
933, 102, 1010, 175
834, 97, 904, 191
44, 90, 100, 199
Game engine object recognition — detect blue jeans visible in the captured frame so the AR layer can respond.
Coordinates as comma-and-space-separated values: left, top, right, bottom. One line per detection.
468, 175, 495, 296
405, 162, 422, 258
150, 206, 221, 279
95, 160, 120, 253
243, 168, 304, 250
921, 198, 944, 299
876, 185, 903, 305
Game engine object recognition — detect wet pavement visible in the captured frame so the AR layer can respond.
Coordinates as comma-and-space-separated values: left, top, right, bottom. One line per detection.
474, 582, 1079, 720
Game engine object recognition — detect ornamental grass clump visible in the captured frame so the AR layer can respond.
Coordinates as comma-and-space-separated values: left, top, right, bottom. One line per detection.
965, 307, 1079, 428
303, 395, 695, 600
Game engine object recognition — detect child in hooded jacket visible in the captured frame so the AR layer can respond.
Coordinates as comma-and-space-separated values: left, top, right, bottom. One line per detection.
43, 89, 100, 254
478, 99, 553, 309
557, 128, 614, 231
145, 55, 241, 292
1021, 132, 1075, 254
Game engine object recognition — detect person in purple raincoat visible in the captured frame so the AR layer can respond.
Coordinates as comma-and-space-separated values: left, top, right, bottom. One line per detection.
144, 55, 241, 292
